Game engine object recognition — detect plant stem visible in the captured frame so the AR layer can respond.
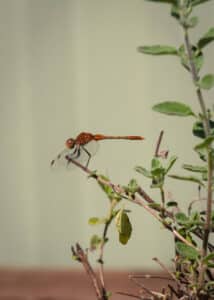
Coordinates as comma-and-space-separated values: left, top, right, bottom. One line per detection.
183, 25, 213, 288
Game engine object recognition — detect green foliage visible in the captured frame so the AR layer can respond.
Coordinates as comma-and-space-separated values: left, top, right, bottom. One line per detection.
198, 27, 214, 49
68, 0, 214, 298
90, 235, 102, 251
176, 242, 199, 260
198, 74, 214, 90
98, 175, 122, 202
152, 101, 195, 116
192, 120, 214, 139
88, 217, 107, 226
138, 45, 178, 55
168, 174, 205, 186
115, 208, 132, 245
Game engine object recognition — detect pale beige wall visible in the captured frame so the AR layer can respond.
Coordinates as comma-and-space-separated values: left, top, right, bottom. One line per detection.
0, 0, 213, 269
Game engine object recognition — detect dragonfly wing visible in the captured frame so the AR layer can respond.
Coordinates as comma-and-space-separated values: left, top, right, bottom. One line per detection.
51, 140, 99, 170
82, 140, 99, 157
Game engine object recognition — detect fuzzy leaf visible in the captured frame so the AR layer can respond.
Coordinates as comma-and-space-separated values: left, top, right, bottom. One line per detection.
182, 164, 207, 173
175, 212, 189, 225
166, 201, 178, 207
202, 252, 214, 265
168, 174, 205, 186
138, 45, 177, 55
194, 135, 214, 151
115, 209, 132, 245
165, 156, 177, 174
186, 16, 199, 28
176, 242, 199, 260
192, 120, 214, 139
198, 27, 214, 49
98, 175, 121, 202
152, 101, 195, 117
198, 74, 214, 90
135, 166, 152, 178
88, 217, 106, 226
90, 235, 102, 250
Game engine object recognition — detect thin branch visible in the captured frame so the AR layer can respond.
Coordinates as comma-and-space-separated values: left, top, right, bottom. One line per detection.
155, 130, 164, 157
116, 291, 142, 299
67, 157, 200, 250
71, 243, 107, 300
152, 257, 179, 284
129, 274, 174, 282
130, 276, 164, 299
183, 25, 213, 288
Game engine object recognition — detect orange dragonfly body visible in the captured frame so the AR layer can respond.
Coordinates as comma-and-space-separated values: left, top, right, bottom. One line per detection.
51, 132, 144, 169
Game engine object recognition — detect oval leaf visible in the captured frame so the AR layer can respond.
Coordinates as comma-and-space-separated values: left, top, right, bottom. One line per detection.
198, 27, 214, 49
194, 135, 214, 151
182, 164, 207, 173
152, 101, 195, 117
135, 166, 152, 178
115, 209, 132, 245
138, 45, 177, 55
176, 242, 199, 260
198, 74, 214, 90
168, 174, 205, 186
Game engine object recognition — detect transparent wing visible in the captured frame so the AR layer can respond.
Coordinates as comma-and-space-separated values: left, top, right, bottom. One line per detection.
66, 140, 99, 169
51, 140, 99, 170
82, 140, 99, 157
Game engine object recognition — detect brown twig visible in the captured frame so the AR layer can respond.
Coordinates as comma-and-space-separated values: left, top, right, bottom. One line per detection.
116, 291, 142, 299
152, 257, 178, 284
183, 25, 213, 289
71, 243, 107, 300
129, 274, 174, 281
155, 130, 164, 157
130, 276, 164, 299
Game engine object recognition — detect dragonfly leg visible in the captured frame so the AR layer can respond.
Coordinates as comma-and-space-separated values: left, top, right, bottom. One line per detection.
82, 145, 91, 168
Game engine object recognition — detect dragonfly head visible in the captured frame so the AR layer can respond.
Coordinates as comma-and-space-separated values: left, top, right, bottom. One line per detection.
65, 138, 75, 149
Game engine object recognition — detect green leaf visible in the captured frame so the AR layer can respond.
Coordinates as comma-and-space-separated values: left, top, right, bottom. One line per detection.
198, 27, 214, 49
176, 242, 199, 260
149, 202, 161, 210
165, 156, 177, 174
138, 45, 178, 55
202, 252, 214, 264
152, 101, 195, 117
168, 174, 205, 186
166, 201, 178, 207
90, 235, 102, 251
178, 45, 204, 73
182, 164, 207, 173
171, 4, 180, 20
115, 209, 132, 245
88, 217, 106, 226
194, 135, 214, 151
193, 50, 204, 73
192, 120, 214, 139
135, 166, 152, 178
127, 179, 139, 193
151, 158, 164, 175
186, 16, 199, 28
175, 212, 189, 225
98, 175, 121, 202
198, 74, 214, 90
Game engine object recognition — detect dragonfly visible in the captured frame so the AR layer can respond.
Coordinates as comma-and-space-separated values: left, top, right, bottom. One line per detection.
51, 132, 144, 169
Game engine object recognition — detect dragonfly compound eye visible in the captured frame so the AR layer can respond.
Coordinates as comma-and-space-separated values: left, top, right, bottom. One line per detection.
65, 138, 75, 149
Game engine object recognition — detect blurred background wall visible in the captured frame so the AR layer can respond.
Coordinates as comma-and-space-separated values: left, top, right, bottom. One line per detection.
0, 0, 213, 269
